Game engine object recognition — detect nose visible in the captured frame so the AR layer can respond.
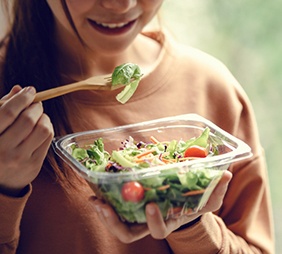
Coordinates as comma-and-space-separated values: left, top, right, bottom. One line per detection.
100, 0, 137, 13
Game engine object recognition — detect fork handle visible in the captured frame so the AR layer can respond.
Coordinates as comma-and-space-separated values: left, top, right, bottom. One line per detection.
33, 81, 103, 102
0, 81, 109, 106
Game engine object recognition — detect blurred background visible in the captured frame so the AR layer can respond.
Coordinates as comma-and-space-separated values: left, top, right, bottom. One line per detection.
160, 1, 281, 252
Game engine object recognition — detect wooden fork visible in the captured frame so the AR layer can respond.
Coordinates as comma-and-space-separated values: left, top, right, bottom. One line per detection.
0, 74, 126, 106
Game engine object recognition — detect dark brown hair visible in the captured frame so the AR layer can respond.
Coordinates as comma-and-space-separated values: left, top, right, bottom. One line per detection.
0, 0, 84, 189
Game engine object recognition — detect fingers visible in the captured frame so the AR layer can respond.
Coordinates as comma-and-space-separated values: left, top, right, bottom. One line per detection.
92, 198, 132, 241
0, 100, 53, 159
201, 170, 232, 212
1, 102, 45, 148
0, 114, 53, 191
91, 198, 149, 243
0, 85, 22, 100
146, 171, 232, 239
0, 86, 54, 192
0, 86, 36, 134
30, 131, 54, 171
89, 171, 233, 243
212, 170, 232, 198
23, 113, 54, 157
145, 203, 168, 239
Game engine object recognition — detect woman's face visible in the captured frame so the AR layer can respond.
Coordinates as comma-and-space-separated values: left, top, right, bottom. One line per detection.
46, 0, 163, 56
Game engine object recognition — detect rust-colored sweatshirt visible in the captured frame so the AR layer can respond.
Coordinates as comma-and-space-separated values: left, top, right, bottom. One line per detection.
0, 31, 275, 254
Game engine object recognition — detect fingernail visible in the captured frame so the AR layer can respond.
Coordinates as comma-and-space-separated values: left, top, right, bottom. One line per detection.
25, 86, 35, 94
102, 208, 109, 218
147, 205, 155, 215
94, 205, 101, 213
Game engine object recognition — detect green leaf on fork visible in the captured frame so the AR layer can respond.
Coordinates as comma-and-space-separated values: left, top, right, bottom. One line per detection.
111, 63, 143, 104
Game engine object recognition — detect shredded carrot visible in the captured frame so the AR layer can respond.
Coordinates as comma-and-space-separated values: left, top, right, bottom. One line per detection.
183, 208, 193, 215
136, 149, 156, 159
143, 187, 152, 191
160, 157, 175, 164
178, 157, 197, 162
166, 207, 183, 218
144, 185, 170, 191
157, 184, 170, 191
167, 206, 194, 218
133, 148, 178, 165
106, 162, 112, 168
181, 189, 205, 196
159, 153, 176, 164
134, 156, 155, 163
149, 136, 159, 144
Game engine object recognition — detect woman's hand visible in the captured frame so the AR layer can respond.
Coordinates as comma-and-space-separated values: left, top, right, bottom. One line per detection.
0, 85, 54, 196
91, 170, 232, 243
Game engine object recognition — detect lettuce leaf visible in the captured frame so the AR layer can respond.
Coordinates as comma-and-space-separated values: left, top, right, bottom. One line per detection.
111, 63, 142, 104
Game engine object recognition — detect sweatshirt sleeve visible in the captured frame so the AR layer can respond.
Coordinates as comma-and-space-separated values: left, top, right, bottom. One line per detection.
164, 54, 274, 253
0, 185, 31, 254
166, 155, 274, 254
165, 72, 274, 253
167, 211, 269, 253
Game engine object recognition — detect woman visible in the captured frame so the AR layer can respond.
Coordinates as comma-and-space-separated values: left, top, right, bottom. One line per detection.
0, 0, 275, 253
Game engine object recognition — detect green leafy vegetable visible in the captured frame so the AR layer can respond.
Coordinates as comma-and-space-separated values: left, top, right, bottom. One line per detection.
111, 150, 137, 168
72, 138, 110, 172
71, 128, 224, 223
111, 63, 142, 104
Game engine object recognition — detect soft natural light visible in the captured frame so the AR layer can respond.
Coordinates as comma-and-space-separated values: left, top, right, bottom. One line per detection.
161, 1, 281, 252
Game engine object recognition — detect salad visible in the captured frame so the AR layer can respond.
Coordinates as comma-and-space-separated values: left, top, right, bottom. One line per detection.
111, 63, 142, 104
72, 127, 225, 223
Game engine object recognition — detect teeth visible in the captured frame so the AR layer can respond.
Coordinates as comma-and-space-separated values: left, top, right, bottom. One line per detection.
96, 21, 128, 29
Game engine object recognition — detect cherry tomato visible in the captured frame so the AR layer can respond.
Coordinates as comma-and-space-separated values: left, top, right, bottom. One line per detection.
184, 145, 208, 158
121, 181, 144, 203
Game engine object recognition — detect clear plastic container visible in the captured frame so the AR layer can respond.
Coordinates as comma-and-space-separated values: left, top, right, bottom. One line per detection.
53, 114, 252, 223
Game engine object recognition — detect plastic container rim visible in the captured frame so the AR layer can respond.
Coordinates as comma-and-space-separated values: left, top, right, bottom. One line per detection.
52, 114, 253, 178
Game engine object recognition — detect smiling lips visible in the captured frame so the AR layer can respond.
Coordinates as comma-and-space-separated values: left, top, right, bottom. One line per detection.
88, 19, 136, 35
